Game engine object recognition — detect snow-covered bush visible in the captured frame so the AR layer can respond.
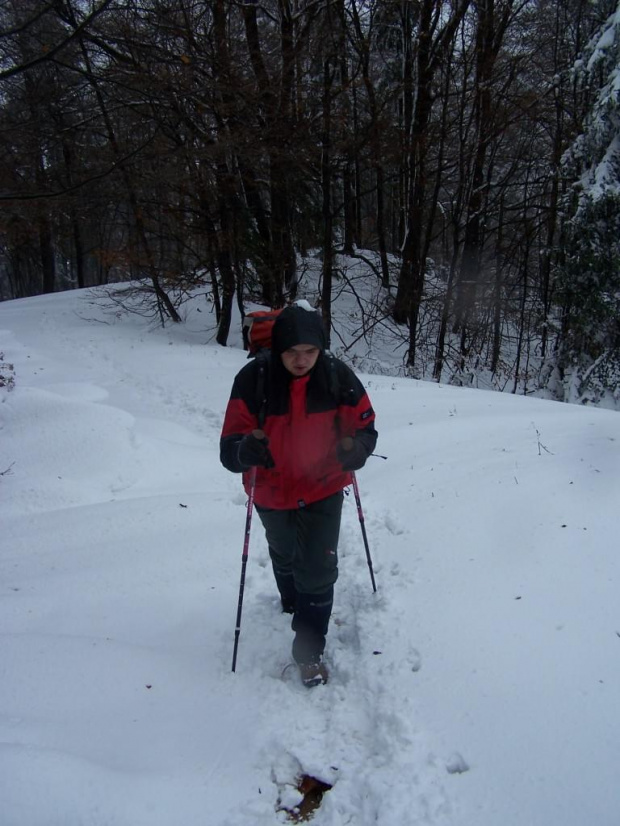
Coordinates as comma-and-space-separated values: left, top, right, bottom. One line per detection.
0, 352, 15, 394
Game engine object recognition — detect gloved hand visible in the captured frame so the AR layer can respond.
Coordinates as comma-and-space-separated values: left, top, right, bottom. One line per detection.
337, 436, 368, 472
238, 429, 275, 469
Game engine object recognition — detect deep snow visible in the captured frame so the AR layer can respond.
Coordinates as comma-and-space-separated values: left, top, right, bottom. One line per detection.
1, 288, 619, 826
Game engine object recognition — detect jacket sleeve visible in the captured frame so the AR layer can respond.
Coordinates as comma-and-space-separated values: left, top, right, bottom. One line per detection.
336, 362, 378, 460
220, 363, 260, 473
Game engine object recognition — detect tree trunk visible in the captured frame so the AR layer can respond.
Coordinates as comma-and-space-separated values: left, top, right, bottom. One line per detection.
398, 0, 414, 250
214, 159, 237, 346
393, 0, 471, 367
490, 196, 506, 375
393, 6, 435, 340
242, 0, 297, 305
349, 0, 389, 288
38, 214, 56, 294
320, 59, 334, 348
433, 252, 460, 381
352, 82, 362, 247
213, 0, 238, 344
337, 0, 355, 256
61, 141, 86, 289
453, 0, 514, 343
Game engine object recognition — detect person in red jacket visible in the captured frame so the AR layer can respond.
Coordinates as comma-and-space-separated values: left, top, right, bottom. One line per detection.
220, 305, 377, 686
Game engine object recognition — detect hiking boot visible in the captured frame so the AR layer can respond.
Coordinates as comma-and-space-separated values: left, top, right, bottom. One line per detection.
298, 660, 328, 688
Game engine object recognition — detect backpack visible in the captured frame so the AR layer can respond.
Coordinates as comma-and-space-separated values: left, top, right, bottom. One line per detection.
242, 309, 284, 355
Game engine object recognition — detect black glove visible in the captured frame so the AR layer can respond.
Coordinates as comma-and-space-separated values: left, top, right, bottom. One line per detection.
337, 436, 368, 472
238, 430, 275, 469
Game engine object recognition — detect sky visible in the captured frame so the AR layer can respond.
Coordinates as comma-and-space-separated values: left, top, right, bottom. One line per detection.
1, 284, 620, 826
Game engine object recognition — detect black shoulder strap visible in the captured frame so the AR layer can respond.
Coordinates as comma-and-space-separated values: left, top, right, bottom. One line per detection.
255, 350, 269, 429
325, 352, 341, 405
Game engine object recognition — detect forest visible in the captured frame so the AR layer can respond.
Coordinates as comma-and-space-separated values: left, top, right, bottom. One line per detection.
1, 0, 619, 405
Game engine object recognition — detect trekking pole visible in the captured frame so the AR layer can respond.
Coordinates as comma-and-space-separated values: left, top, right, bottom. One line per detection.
351, 472, 377, 593
231, 466, 257, 672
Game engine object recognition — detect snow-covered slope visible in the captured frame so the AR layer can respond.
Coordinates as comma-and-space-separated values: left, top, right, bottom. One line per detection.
1, 289, 619, 825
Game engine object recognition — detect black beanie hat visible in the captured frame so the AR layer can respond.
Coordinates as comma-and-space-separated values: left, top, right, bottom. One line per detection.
271, 305, 326, 355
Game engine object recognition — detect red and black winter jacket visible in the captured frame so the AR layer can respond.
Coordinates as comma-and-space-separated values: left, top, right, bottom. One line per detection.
220, 353, 377, 510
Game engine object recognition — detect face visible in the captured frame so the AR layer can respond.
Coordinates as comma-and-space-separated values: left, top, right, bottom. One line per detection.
281, 344, 320, 377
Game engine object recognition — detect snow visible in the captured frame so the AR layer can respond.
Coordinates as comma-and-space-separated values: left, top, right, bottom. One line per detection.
575, 2, 620, 200
1, 288, 620, 826
585, 4, 620, 72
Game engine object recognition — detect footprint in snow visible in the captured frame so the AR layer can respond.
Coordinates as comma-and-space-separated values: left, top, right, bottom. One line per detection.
446, 752, 470, 774
410, 648, 422, 673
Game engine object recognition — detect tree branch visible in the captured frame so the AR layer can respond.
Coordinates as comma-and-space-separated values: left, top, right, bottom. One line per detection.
0, 0, 114, 81
0, 130, 159, 201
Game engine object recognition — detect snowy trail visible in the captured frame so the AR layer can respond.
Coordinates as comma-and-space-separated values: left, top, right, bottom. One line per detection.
227, 502, 453, 825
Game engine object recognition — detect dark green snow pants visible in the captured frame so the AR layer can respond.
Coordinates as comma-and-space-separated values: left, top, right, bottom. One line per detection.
256, 491, 343, 664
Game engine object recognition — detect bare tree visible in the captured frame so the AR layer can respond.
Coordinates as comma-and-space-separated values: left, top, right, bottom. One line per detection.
393, 0, 471, 369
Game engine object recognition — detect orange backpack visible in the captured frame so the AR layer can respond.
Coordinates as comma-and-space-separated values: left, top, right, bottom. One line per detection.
242, 309, 283, 355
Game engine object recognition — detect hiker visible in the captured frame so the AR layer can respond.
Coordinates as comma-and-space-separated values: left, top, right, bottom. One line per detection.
220, 304, 378, 686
